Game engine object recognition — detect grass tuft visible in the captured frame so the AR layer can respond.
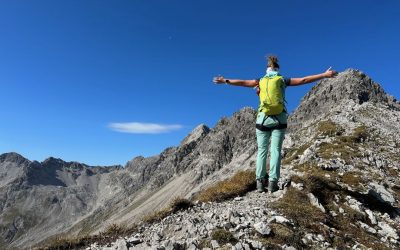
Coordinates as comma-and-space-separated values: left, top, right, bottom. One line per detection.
100, 223, 127, 238
317, 120, 343, 137
272, 187, 326, 229
143, 197, 193, 224
195, 170, 255, 202
40, 236, 87, 250
142, 209, 170, 224
317, 140, 360, 163
303, 174, 340, 205
198, 239, 212, 249
351, 125, 369, 143
282, 141, 313, 165
251, 220, 306, 248
39, 223, 137, 250
170, 197, 193, 213
211, 228, 237, 244
341, 171, 364, 190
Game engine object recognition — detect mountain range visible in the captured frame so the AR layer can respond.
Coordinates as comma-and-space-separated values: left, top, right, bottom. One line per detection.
0, 69, 399, 249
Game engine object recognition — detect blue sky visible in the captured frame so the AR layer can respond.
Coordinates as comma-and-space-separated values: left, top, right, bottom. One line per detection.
0, 0, 399, 166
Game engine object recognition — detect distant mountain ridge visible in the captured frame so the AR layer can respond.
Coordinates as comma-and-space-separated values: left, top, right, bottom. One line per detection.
0, 106, 257, 248
1, 69, 399, 249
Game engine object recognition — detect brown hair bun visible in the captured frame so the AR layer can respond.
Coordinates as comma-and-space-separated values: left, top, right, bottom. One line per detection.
267, 55, 280, 69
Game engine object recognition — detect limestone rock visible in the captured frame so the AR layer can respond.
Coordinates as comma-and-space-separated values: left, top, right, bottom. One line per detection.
253, 222, 272, 236
365, 209, 377, 225
308, 193, 326, 213
268, 215, 290, 225
368, 183, 395, 205
115, 239, 128, 250
211, 240, 220, 249
358, 221, 377, 234
378, 222, 399, 240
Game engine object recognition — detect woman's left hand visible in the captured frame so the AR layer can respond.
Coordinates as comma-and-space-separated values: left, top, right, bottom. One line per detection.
324, 67, 337, 78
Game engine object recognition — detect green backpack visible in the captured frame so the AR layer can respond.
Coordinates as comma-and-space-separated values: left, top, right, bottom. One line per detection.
258, 75, 285, 115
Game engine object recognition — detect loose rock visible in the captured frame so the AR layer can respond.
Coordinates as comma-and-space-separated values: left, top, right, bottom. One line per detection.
253, 222, 272, 236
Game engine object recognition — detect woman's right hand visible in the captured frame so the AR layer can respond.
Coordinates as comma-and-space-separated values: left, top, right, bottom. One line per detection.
213, 75, 226, 84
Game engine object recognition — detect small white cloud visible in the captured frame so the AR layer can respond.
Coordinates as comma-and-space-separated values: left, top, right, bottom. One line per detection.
108, 122, 183, 134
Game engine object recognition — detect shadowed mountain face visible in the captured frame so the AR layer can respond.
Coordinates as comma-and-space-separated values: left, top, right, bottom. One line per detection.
1, 69, 399, 249
0, 153, 30, 188
0, 154, 120, 248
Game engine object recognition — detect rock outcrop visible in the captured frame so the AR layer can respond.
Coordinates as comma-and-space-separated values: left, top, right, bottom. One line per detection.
288, 69, 400, 131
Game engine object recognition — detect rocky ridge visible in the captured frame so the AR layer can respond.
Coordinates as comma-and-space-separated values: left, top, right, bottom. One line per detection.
88, 186, 399, 250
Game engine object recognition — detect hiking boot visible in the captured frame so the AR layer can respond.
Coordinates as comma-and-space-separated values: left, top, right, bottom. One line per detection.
268, 180, 279, 193
256, 179, 266, 193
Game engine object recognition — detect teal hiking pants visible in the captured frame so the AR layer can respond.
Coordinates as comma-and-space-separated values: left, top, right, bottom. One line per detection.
255, 112, 287, 182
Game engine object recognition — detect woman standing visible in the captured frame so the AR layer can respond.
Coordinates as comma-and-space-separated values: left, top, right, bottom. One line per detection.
213, 56, 337, 193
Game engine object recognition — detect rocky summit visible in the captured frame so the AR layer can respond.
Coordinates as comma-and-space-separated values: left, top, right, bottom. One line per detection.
1, 69, 400, 250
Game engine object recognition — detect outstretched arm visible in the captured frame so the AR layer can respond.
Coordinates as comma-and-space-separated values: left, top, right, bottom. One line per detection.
213, 76, 258, 87
289, 68, 337, 86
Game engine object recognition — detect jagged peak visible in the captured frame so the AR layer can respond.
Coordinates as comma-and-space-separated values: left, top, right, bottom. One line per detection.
233, 106, 257, 118
180, 124, 210, 145
0, 152, 30, 165
237, 106, 256, 113
42, 156, 66, 165
215, 107, 257, 128
303, 68, 394, 106
41, 157, 100, 171
288, 68, 399, 132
